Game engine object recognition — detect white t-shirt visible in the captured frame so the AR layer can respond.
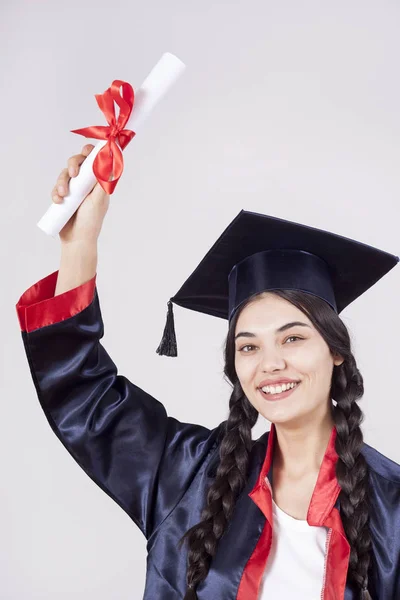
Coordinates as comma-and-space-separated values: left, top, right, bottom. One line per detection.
258, 496, 328, 599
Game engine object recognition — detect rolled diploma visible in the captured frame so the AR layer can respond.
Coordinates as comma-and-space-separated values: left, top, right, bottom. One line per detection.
37, 52, 186, 237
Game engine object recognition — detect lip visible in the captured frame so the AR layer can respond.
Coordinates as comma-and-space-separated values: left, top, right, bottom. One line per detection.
258, 378, 300, 388
258, 382, 300, 402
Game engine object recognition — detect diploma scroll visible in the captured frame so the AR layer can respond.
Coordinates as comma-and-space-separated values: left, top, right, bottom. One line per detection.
37, 52, 186, 237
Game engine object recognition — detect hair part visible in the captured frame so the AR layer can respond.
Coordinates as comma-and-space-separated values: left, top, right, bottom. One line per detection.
179, 290, 373, 599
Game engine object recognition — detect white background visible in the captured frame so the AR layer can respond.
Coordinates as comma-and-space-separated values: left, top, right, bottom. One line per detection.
1, 0, 399, 598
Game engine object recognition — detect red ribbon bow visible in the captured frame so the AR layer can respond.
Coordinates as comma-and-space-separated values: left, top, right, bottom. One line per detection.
71, 79, 136, 194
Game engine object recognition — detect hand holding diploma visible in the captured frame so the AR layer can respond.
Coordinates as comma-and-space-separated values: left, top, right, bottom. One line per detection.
38, 52, 186, 237
51, 143, 110, 247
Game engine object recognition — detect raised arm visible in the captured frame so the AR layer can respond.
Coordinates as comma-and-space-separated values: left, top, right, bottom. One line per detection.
16, 146, 222, 539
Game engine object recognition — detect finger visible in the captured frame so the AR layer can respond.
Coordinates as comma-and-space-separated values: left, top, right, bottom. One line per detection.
81, 143, 95, 157
53, 168, 70, 200
67, 153, 88, 177
52, 145, 95, 203
51, 186, 62, 203
67, 144, 95, 177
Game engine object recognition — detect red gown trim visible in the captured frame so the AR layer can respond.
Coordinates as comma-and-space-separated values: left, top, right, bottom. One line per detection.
16, 271, 97, 333
239, 422, 350, 599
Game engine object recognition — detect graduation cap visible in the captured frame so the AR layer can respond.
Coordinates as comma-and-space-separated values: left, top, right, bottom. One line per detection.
156, 210, 399, 357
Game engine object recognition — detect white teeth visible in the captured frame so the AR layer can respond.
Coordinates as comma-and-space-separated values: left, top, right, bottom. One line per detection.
261, 382, 298, 395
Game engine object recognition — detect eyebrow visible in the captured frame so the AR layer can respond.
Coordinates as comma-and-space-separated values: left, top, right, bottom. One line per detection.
234, 321, 311, 341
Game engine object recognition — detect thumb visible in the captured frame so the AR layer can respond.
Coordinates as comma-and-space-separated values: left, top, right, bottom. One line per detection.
90, 181, 110, 204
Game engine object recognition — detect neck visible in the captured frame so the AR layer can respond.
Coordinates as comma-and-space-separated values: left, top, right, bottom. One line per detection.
273, 409, 335, 480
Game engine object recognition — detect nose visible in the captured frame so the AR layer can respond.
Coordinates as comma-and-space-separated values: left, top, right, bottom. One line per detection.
259, 347, 286, 373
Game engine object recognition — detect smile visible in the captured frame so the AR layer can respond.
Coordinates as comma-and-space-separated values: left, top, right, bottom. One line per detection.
258, 382, 300, 402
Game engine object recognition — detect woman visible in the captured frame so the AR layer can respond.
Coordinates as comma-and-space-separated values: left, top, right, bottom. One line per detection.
17, 144, 400, 599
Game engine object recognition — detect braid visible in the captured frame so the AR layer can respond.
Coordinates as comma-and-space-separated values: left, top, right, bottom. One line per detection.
178, 380, 258, 598
331, 355, 373, 599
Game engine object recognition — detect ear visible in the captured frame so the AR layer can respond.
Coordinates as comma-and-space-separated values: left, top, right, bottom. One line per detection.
333, 354, 344, 367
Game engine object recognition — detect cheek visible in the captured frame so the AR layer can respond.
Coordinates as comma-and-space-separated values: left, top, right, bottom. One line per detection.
297, 346, 333, 382
235, 355, 257, 387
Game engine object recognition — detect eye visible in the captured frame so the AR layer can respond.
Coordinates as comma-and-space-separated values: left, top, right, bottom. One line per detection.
237, 337, 304, 353
238, 344, 257, 353
284, 335, 303, 344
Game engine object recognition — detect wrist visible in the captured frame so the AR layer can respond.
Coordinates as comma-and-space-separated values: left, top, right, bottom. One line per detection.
56, 242, 98, 296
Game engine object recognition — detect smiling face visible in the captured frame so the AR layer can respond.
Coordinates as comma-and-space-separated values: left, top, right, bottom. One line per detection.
234, 292, 344, 427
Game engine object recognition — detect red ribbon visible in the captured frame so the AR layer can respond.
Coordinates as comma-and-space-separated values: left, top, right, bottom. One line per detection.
71, 79, 136, 194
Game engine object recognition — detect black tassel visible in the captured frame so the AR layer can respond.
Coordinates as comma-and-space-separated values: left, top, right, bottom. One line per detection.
183, 584, 198, 600
156, 299, 178, 357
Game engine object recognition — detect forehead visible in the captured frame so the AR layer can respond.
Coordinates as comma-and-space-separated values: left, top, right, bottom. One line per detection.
235, 293, 312, 332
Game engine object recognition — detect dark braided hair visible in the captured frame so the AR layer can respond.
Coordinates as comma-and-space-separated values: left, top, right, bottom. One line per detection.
178, 289, 373, 599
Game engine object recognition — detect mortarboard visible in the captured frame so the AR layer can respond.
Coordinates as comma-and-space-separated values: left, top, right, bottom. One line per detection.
156, 210, 399, 357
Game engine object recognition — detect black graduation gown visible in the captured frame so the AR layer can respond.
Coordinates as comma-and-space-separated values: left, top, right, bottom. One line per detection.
16, 271, 400, 599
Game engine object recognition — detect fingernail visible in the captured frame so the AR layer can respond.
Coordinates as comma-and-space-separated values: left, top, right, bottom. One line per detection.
69, 166, 76, 177
58, 185, 65, 194
53, 195, 59, 203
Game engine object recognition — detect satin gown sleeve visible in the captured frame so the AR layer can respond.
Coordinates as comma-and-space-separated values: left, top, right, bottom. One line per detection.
16, 271, 221, 540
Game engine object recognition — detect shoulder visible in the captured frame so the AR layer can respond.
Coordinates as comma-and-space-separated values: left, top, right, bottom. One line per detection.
360, 445, 400, 597
361, 441, 400, 487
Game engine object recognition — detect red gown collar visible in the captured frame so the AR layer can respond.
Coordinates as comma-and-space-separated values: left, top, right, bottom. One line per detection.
249, 422, 346, 534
